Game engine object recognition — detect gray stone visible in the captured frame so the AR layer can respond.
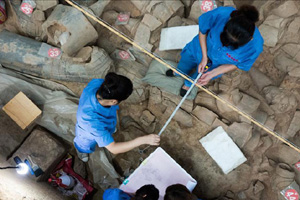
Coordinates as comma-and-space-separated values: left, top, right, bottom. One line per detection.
142, 14, 162, 31
162, 101, 193, 127
192, 106, 218, 125
263, 86, 298, 114
10, 127, 66, 181
42, 5, 98, 56
263, 15, 284, 29
266, 144, 300, 165
89, 0, 111, 17
196, 91, 218, 113
274, 51, 300, 72
251, 110, 268, 124
162, 91, 193, 113
227, 122, 253, 148
264, 117, 277, 131
287, 17, 300, 35
0, 110, 30, 159
188, 1, 202, 22
216, 93, 234, 114
134, 23, 153, 50
287, 111, 300, 138
211, 118, 228, 132
32, 10, 45, 22
282, 43, 300, 58
236, 93, 261, 114
152, 1, 184, 23
36, 0, 58, 11
168, 16, 183, 27
243, 131, 261, 153
272, 1, 299, 18
259, 24, 279, 47
140, 110, 156, 127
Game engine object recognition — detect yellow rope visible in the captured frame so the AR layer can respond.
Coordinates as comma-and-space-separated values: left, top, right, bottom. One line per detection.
66, 0, 300, 154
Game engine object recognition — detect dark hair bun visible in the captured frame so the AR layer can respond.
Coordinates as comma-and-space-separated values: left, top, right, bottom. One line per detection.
231, 5, 259, 23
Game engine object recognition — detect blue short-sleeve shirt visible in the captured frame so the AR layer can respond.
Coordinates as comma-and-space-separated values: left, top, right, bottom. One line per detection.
103, 188, 131, 200
186, 6, 264, 72
74, 79, 119, 153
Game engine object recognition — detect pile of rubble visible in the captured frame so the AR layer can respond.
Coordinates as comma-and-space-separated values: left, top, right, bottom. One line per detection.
1, 0, 300, 199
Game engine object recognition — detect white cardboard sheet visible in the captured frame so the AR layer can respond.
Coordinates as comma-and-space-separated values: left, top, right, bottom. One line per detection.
200, 126, 247, 174
159, 25, 199, 51
120, 147, 197, 200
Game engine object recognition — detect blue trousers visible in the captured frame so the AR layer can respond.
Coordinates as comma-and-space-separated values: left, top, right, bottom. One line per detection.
176, 47, 221, 87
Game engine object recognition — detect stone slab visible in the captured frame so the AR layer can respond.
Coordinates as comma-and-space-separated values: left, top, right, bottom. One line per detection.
200, 126, 247, 174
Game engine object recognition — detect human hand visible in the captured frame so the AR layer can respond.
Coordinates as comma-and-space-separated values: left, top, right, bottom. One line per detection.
197, 71, 213, 86
198, 57, 208, 73
142, 134, 160, 146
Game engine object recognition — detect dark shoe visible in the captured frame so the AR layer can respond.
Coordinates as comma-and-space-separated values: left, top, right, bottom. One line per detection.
166, 69, 174, 77
180, 87, 188, 97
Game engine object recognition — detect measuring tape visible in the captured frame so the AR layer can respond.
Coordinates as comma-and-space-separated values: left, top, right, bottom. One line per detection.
65, 0, 300, 154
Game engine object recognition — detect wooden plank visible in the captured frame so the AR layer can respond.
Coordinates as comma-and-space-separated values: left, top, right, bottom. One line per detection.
2, 92, 42, 129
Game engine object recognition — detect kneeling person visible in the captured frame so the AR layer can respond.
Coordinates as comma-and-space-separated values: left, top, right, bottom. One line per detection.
74, 72, 160, 162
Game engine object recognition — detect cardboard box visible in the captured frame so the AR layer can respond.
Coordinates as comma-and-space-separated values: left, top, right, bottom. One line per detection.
2, 92, 42, 129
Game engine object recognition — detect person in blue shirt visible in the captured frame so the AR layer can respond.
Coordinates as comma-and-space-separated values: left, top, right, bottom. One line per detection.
164, 184, 202, 200
166, 5, 264, 96
74, 73, 160, 162
103, 184, 159, 200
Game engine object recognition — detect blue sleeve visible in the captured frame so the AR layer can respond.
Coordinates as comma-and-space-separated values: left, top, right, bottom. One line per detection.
198, 7, 235, 34
103, 189, 131, 200
237, 44, 263, 71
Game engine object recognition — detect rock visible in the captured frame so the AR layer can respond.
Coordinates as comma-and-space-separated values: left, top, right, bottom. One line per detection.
142, 14, 162, 31
9, 127, 66, 181
243, 131, 261, 153
287, 17, 300, 35
282, 43, 300, 58
272, 1, 299, 18
192, 106, 218, 125
42, 5, 98, 56
0, 31, 113, 82
148, 87, 166, 118
236, 93, 261, 114
274, 51, 299, 73
253, 181, 265, 195
263, 15, 284, 29
266, 144, 300, 165
130, 0, 150, 15
140, 110, 156, 127
274, 163, 295, 190
249, 68, 273, 91
161, 91, 193, 113
36, 0, 58, 11
264, 117, 277, 131
259, 24, 279, 47
89, 0, 111, 17
134, 23, 153, 50
168, 16, 183, 27
73, 47, 93, 63
188, 1, 202, 22
162, 101, 193, 127
211, 118, 229, 132
251, 110, 268, 124
224, 0, 235, 7
32, 10, 45, 22
0, 110, 30, 159
227, 122, 253, 148
263, 86, 298, 114
196, 92, 218, 113
286, 111, 300, 138
152, 1, 184, 24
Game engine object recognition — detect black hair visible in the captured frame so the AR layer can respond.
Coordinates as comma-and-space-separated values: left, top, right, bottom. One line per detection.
97, 72, 133, 103
164, 184, 196, 200
220, 5, 259, 49
132, 184, 159, 200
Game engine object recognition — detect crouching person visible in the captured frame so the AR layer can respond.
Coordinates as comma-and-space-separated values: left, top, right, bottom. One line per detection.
74, 72, 160, 162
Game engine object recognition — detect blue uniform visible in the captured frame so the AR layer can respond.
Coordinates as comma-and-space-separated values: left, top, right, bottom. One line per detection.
177, 6, 264, 87
74, 79, 119, 153
103, 188, 131, 200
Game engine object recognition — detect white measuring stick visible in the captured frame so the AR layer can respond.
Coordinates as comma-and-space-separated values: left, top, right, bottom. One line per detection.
139, 72, 204, 154
158, 71, 203, 136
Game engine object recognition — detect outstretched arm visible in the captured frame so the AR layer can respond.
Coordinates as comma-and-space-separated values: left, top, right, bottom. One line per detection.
105, 134, 160, 155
